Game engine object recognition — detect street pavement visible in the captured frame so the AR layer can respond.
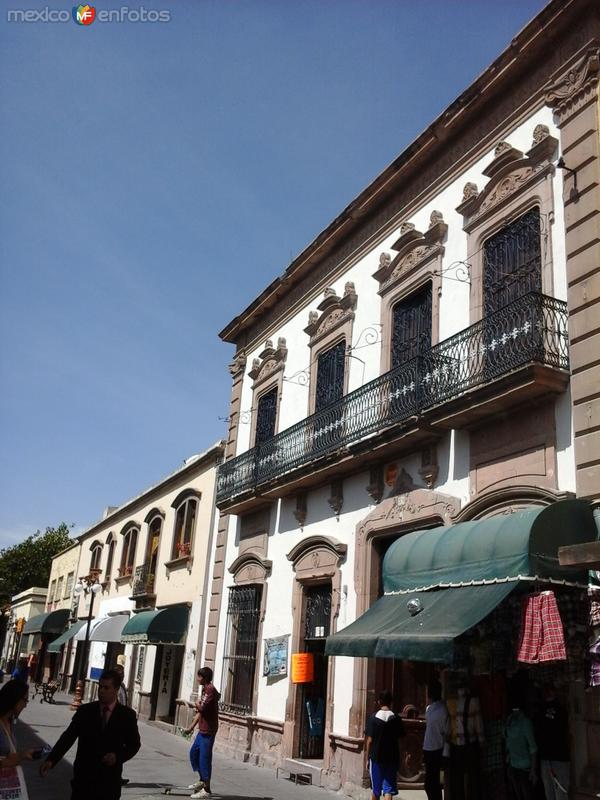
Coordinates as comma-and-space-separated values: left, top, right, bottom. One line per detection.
18, 691, 426, 800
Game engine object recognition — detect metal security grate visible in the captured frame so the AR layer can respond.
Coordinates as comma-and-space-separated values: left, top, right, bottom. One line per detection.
221, 585, 262, 715
315, 340, 346, 412
255, 387, 278, 446
484, 208, 542, 314
391, 284, 432, 369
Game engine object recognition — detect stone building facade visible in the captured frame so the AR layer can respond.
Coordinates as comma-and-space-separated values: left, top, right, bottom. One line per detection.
205, 1, 600, 797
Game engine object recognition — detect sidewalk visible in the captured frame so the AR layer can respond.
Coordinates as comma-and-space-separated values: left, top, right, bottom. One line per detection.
18, 692, 426, 800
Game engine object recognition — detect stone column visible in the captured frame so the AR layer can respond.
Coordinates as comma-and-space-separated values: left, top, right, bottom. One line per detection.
546, 46, 600, 503
204, 349, 246, 668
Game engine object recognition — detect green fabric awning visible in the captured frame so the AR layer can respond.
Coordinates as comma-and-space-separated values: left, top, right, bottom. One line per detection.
326, 583, 516, 663
22, 609, 70, 635
382, 499, 594, 593
47, 620, 86, 653
326, 499, 595, 662
121, 605, 189, 645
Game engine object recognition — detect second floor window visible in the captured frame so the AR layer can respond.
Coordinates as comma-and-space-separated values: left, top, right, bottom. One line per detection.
483, 208, 541, 315
90, 543, 102, 572
120, 526, 138, 576
315, 339, 345, 412
48, 579, 57, 604
56, 576, 64, 601
105, 535, 116, 580
65, 572, 74, 598
172, 497, 198, 559
391, 285, 432, 369
254, 387, 278, 446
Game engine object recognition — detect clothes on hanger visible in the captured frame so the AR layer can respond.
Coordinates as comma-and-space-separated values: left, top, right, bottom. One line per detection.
517, 590, 566, 664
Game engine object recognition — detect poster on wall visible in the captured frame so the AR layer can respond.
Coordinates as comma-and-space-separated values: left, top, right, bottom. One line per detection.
263, 635, 289, 678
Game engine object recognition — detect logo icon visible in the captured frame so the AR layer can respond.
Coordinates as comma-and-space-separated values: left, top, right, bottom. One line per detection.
72, 5, 96, 25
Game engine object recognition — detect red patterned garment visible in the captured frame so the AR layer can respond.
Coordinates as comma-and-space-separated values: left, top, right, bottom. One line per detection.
517, 590, 566, 664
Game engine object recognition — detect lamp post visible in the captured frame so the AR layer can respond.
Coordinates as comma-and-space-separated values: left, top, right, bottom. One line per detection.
70, 573, 102, 710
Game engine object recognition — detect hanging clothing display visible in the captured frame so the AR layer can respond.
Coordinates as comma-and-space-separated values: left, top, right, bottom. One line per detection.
517, 591, 566, 664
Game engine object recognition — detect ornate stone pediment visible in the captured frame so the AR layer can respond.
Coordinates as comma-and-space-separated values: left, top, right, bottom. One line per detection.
229, 550, 272, 584
286, 535, 347, 580
545, 47, 600, 123
248, 337, 287, 387
456, 126, 557, 229
304, 283, 357, 345
373, 211, 447, 296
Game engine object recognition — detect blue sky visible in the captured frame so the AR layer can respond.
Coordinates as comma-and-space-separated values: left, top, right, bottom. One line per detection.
0, 0, 548, 547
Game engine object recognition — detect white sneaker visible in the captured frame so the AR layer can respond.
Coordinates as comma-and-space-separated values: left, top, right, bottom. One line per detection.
190, 789, 211, 799
188, 781, 204, 791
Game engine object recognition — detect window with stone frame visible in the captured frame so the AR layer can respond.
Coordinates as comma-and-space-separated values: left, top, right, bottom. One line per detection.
482, 207, 542, 315
220, 584, 262, 715
171, 495, 198, 559
314, 339, 346, 412
120, 526, 138, 577
56, 576, 64, 603
48, 579, 57, 604
254, 385, 278, 446
391, 284, 432, 369
90, 542, 102, 572
105, 534, 116, 580
65, 571, 75, 598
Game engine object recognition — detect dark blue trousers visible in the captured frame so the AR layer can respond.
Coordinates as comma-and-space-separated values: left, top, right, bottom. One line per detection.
189, 732, 215, 782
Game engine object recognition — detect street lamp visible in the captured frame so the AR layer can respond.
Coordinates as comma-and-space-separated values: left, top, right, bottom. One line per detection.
70, 573, 102, 710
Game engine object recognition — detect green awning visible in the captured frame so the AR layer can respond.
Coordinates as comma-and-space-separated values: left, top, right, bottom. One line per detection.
47, 620, 86, 653
121, 605, 189, 645
326, 583, 516, 663
22, 609, 70, 635
326, 499, 595, 662
382, 499, 593, 593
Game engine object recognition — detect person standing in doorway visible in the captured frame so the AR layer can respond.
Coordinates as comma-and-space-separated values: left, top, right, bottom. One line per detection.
535, 685, 569, 800
39, 669, 141, 800
364, 689, 405, 800
185, 667, 220, 799
423, 679, 449, 800
504, 696, 537, 800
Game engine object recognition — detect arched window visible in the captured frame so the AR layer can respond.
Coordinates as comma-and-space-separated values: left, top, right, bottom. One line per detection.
171, 494, 198, 559
90, 541, 103, 572
120, 525, 138, 576
105, 533, 116, 580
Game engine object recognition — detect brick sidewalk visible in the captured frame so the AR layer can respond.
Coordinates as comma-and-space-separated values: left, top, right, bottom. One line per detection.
17, 692, 425, 800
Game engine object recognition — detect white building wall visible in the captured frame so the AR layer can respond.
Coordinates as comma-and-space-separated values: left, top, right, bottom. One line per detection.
219, 103, 574, 745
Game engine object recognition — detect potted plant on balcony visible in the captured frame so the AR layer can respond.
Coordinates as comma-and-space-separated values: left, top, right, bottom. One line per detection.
119, 565, 133, 578
175, 541, 191, 557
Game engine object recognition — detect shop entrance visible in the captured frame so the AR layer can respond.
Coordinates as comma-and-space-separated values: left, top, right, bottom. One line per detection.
296, 583, 331, 760
151, 644, 184, 723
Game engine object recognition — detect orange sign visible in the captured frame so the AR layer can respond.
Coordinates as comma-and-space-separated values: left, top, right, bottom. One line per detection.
291, 652, 314, 684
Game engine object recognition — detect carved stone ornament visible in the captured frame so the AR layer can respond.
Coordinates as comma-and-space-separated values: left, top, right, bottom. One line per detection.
457, 131, 558, 228
532, 124, 550, 147
228, 349, 247, 378
248, 336, 287, 385
418, 446, 439, 490
328, 479, 344, 520
366, 465, 384, 505
379, 251, 392, 270
286, 535, 347, 572
293, 493, 307, 530
228, 550, 272, 585
545, 47, 600, 122
304, 284, 357, 344
373, 214, 447, 296
462, 182, 479, 202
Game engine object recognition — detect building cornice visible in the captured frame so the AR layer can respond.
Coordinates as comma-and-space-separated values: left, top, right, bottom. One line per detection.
219, 0, 598, 350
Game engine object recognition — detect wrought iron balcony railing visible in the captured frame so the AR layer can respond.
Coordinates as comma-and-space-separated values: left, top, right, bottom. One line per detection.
217, 292, 569, 504
132, 564, 156, 597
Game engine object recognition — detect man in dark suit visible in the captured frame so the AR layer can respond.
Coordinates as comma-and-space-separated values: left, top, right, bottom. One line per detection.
39, 668, 141, 800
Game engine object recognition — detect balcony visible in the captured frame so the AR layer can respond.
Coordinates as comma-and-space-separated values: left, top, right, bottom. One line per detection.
131, 564, 156, 602
217, 292, 569, 512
